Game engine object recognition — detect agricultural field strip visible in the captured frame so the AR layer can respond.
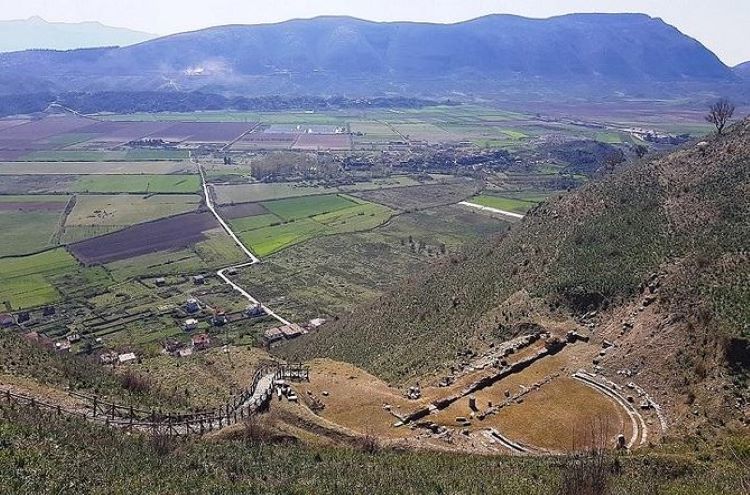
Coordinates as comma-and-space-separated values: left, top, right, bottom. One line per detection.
458, 201, 525, 219
196, 154, 291, 326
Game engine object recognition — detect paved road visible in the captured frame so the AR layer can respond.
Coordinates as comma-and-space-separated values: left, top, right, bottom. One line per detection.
194, 154, 290, 326
458, 201, 525, 219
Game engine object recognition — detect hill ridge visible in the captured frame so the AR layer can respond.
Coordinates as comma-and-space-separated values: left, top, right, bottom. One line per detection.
0, 13, 737, 97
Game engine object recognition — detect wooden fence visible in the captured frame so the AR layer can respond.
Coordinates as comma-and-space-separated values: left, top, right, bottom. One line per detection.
1, 363, 310, 436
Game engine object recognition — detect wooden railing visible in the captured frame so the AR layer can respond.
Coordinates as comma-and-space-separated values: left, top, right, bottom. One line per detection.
0, 363, 310, 436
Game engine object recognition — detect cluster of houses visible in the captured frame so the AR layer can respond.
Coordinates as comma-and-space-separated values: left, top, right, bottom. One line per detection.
99, 351, 138, 366
162, 332, 212, 358
625, 127, 691, 145
1, 306, 57, 329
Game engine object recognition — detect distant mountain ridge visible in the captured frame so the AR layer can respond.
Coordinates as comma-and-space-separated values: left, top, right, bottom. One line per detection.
0, 14, 739, 98
0, 16, 155, 52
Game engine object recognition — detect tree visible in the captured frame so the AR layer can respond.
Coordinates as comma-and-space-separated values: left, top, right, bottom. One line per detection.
706, 98, 735, 135
634, 144, 648, 159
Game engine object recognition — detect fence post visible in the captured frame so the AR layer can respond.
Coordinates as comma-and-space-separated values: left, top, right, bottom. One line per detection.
92, 396, 98, 417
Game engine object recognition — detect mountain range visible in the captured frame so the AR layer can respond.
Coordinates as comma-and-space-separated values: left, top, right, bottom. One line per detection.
0, 14, 742, 99
0, 16, 155, 53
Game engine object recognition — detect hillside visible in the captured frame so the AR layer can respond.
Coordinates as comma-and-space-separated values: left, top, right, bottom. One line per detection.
0, 14, 737, 97
1, 400, 746, 494
284, 119, 750, 434
0, 16, 155, 52
735, 61, 750, 80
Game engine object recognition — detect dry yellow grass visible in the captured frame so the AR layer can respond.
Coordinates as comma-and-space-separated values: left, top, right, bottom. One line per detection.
492, 376, 631, 452
293, 358, 416, 439
66, 194, 201, 227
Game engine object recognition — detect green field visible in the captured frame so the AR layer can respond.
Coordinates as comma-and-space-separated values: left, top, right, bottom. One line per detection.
0, 196, 70, 257
213, 177, 423, 205
262, 194, 357, 221
229, 195, 395, 257
0, 211, 63, 257
239, 218, 326, 257
236, 204, 509, 321
0, 195, 70, 203
229, 213, 282, 233
60, 225, 124, 244
469, 194, 539, 214
71, 175, 200, 194
312, 202, 394, 233
0, 249, 79, 309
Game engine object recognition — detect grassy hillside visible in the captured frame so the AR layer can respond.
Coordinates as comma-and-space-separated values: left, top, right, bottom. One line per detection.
283, 120, 750, 428
0, 332, 186, 409
0, 402, 747, 494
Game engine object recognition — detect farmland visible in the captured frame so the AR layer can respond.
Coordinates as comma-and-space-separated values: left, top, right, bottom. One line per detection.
468, 194, 540, 214
70, 174, 201, 194
213, 176, 422, 204
103, 228, 247, 281
0, 196, 69, 256
229, 194, 396, 257
68, 211, 219, 264
262, 194, 357, 220
19, 149, 189, 161
235, 204, 510, 320
0, 249, 79, 309
62, 194, 202, 241
0, 160, 194, 175
353, 181, 481, 210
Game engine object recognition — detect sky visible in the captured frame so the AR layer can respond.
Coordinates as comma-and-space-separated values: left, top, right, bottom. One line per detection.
1, 0, 748, 65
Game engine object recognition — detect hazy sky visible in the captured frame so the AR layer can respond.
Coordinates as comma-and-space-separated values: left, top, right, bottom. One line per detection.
2, 0, 748, 65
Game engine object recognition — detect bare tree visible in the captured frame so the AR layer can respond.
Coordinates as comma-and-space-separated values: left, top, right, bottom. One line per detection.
706, 98, 735, 135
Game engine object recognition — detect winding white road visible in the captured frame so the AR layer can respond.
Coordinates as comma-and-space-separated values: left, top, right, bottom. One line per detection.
194, 154, 291, 326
